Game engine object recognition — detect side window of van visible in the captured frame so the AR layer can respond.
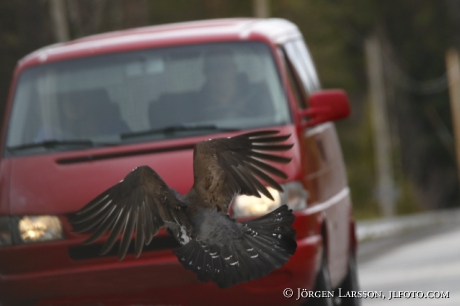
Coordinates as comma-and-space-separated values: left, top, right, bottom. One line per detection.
282, 39, 321, 105
280, 47, 307, 109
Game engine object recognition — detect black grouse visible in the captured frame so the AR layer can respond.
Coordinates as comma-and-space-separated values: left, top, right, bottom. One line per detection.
70, 130, 297, 288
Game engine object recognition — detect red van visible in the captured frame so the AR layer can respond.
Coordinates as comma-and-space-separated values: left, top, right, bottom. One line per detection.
0, 18, 358, 305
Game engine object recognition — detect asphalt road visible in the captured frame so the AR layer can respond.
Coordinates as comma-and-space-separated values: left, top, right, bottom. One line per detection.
357, 223, 460, 306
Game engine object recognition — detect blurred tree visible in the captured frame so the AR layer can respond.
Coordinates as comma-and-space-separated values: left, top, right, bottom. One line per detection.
253, 0, 270, 18
65, 0, 149, 37
0, 0, 53, 125
357, 0, 457, 212
49, 0, 70, 42
374, 0, 458, 211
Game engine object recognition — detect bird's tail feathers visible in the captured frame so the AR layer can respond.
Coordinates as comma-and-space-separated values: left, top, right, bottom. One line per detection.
174, 205, 296, 288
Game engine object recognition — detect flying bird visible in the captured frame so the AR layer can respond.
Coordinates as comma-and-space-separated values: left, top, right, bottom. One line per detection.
70, 130, 297, 288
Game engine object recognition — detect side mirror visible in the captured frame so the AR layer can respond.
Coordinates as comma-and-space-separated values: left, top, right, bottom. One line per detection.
299, 89, 351, 128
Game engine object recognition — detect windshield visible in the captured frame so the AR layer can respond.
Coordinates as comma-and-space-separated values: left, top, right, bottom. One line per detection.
6, 41, 291, 155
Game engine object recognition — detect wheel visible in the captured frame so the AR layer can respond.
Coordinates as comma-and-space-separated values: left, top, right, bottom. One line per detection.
307, 252, 335, 306
337, 253, 361, 306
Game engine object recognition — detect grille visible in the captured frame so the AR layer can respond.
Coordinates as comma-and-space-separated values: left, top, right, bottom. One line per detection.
69, 235, 181, 260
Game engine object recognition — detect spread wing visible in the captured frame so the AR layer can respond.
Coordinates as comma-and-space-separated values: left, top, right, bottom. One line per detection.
70, 166, 190, 261
189, 130, 292, 211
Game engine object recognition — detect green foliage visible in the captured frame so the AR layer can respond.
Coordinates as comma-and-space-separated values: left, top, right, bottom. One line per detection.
335, 103, 380, 219
148, 0, 252, 24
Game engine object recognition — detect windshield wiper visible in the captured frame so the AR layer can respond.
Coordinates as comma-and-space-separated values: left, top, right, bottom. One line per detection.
7, 139, 113, 152
120, 124, 240, 140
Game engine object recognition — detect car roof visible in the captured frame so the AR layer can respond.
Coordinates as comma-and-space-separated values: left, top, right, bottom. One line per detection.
18, 18, 302, 70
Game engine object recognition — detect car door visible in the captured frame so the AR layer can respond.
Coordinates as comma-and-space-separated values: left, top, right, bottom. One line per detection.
280, 38, 351, 287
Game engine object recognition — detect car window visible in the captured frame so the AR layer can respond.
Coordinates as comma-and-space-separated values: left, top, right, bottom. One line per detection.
283, 39, 320, 95
279, 47, 308, 109
5, 41, 291, 155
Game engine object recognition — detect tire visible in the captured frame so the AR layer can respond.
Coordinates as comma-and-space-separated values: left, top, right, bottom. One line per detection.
306, 252, 335, 306
337, 253, 361, 306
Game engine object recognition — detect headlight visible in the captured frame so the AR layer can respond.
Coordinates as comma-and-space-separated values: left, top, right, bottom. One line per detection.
233, 181, 308, 218
18, 216, 63, 243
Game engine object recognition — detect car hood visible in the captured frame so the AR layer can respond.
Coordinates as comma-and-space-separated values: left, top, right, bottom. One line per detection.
3, 126, 300, 215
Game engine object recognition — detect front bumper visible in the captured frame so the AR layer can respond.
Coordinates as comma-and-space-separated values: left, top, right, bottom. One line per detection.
0, 213, 322, 306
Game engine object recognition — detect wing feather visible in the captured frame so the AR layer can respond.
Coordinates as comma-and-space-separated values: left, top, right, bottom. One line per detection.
251, 144, 293, 151
77, 193, 110, 215
119, 206, 138, 261
249, 135, 291, 143
248, 151, 292, 163
83, 205, 118, 244
70, 166, 190, 260
135, 204, 146, 257
245, 163, 284, 192
188, 130, 292, 211
143, 199, 157, 245
71, 199, 113, 225
235, 165, 270, 199
247, 156, 289, 179
100, 206, 128, 255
